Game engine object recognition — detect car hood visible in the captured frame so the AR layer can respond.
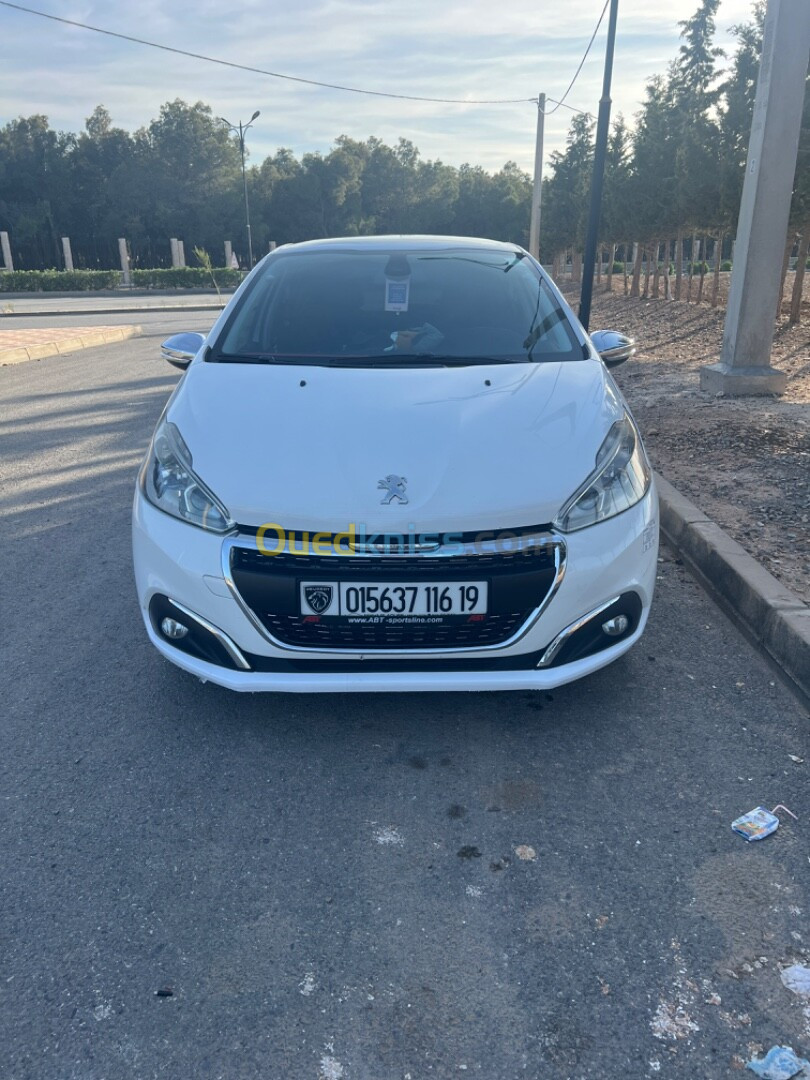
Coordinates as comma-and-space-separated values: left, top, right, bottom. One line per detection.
168, 358, 625, 533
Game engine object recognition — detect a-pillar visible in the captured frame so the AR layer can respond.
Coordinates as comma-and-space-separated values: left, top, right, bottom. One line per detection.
1, 231, 13, 271
700, 0, 810, 396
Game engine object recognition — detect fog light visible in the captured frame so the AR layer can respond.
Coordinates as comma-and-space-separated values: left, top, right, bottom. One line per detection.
602, 615, 629, 637
161, 617, 189, 640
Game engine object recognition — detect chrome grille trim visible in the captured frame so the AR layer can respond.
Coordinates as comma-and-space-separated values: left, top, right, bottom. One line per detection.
536, 595, 621, 668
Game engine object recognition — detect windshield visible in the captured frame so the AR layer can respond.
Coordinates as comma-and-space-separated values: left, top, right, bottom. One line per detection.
210, 246, 582, 366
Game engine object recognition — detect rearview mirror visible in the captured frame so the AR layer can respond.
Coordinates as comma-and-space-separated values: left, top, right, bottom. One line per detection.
589, 330, 636, 368
161, 332, 205, 369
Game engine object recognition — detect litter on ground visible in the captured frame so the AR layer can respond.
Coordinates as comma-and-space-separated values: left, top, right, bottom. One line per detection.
780, 964, 810, 998
731, 805, 798, 841
745, 1045, 810, 1079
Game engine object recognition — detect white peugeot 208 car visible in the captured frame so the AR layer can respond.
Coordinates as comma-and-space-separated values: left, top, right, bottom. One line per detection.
132, 236, 658, 692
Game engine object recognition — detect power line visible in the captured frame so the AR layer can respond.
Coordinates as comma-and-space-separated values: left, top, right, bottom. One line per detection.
545, 97, 592, 118
0, 0, 594, 115
545, 0, 610, 115
0, 1, 536, 105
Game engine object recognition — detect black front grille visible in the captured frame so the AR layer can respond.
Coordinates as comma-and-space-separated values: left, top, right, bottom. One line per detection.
228, 538, 561, 651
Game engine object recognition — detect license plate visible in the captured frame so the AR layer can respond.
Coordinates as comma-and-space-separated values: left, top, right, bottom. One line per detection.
299, 581, 488, 619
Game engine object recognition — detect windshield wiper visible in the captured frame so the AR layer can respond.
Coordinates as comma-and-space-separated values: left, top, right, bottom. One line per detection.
341, 354, 526, 367
211, 352, 348, 366
418, 354, 526, 366
209, 352, 528, 368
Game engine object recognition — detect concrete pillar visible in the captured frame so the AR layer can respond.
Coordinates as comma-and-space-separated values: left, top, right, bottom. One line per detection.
224, 240, 233, 268
170, 238, 181, 268
118, 238, 131, 287
0, 231, 13, 271
177, 240, 186, 268
268, 241, 277, 253
61, 237, 74, 272
701, 0, 810, 396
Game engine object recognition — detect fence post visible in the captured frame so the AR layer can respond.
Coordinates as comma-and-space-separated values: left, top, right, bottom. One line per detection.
61, 237, 74, 272
1, 232, 13, 271
118, 238, 131, 287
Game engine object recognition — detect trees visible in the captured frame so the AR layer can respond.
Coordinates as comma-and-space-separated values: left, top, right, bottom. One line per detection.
0, 7, 802, 284
63, 107, 137, 267
718, 6, 764, 229
539, 0, 806, 313
132, 100, 241, 259
542, 114, 595, 273
787, 74, 810, 323
601, 117, 632, 245
0, 115, 71, 268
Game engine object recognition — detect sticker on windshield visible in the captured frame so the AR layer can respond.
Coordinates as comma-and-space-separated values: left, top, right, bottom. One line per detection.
385, 277, 410, 312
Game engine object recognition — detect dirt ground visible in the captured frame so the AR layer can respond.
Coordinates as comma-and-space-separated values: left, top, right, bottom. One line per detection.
562, 276, 810, 606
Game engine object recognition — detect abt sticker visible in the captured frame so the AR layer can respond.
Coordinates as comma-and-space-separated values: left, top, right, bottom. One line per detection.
642, 520, 657, 552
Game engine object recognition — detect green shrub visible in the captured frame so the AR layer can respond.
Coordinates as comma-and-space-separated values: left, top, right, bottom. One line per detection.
720, 260, 733, 271
0, 266, 245, 292
688, 260, 709, 275
611, 261, 624, 273
0, 268, 121, 292
130, 266, 243, 288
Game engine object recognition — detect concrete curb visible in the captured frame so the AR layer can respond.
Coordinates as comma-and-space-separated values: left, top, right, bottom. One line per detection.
656, 472, 810, 702
0, 288, 235, 299
0, 325, 143, 365
1, 304, 226, 318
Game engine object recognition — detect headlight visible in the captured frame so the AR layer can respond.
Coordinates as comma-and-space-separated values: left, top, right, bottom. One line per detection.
554, 414, 650, 532
141, 419, 234, 533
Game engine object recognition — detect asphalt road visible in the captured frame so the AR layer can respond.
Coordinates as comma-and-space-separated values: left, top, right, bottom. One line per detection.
1, 328, 809, 1080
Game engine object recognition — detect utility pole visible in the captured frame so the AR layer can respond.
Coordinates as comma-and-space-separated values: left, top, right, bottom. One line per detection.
219, 110, 261, 269
579, 0, 620, 331
529, 93, 545, 262
701, 0, 810, 395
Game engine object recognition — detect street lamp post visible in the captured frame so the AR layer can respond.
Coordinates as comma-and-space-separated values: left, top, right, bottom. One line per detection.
219, 110, 260, 268
578, 0, 620, 331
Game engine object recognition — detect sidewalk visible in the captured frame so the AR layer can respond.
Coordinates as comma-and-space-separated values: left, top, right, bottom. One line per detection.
0, 324, 142, 364
0, 289, 232, 317
655, 473, 809, 705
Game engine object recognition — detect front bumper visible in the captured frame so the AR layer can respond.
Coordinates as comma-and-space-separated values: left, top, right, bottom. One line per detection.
132, 484, 658, 692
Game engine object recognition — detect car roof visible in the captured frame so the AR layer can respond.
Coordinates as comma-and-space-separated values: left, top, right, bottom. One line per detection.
273, 235, 524, 255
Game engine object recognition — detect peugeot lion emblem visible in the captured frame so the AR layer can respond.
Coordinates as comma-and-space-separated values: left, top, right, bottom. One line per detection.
378, 474, 408, 505
304, 585, 333, 614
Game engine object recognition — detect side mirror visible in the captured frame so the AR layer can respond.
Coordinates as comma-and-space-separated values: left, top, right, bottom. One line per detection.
161, 332, 205, 369
589, 330, 636, 368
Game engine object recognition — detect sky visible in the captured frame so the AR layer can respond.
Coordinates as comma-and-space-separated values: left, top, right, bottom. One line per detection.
0, 0, 758, 174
